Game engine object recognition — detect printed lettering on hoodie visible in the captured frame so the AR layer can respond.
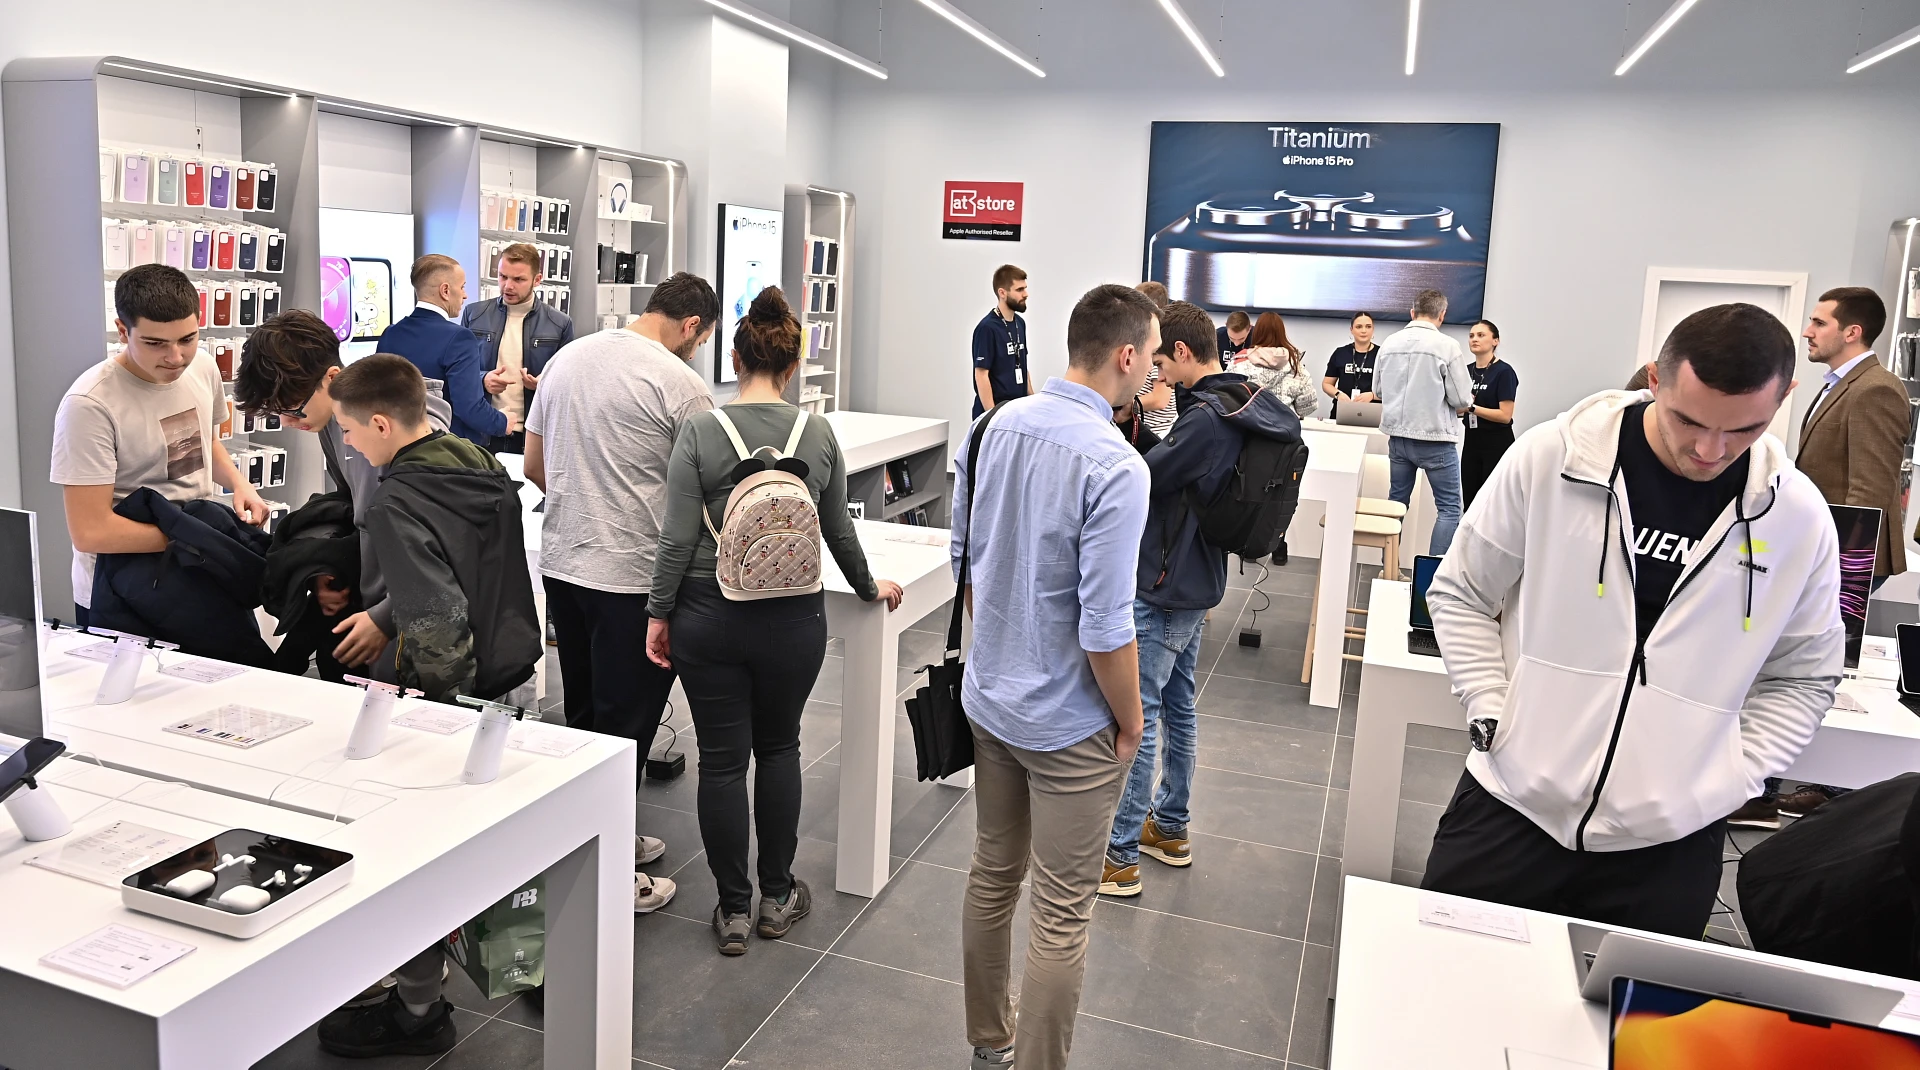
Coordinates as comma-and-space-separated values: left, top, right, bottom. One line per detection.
1633, 527, 1697, 565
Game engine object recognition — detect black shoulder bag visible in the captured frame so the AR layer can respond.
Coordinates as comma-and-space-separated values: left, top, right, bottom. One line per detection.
904, 406, 1001, 781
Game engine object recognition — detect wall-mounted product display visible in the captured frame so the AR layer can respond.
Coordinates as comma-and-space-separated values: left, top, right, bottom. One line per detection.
715, 203, 783, 386
1142, 121, 1502, 323
784, 188, 855, 414
480, 188, 570, 237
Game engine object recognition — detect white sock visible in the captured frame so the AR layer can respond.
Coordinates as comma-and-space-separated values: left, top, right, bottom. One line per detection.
402, 999, 435, 1018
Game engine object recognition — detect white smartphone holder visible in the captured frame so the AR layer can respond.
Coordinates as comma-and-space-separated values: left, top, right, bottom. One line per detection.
342, 676, 420, 760
86, 627, 177, 705
5, 779, 72, 841
456, 696, 527, 785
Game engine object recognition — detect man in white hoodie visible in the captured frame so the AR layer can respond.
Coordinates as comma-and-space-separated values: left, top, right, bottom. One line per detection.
1423, 303, 1842, 938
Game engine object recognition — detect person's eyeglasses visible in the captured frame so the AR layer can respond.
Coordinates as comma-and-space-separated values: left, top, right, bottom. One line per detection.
269, 402, 307, 421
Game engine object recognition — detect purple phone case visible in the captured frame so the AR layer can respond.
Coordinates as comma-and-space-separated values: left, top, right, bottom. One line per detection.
191, 230, 212, 271
209, 166, 230, 210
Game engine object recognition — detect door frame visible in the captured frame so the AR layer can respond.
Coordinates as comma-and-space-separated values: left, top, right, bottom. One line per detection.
1635, 266, 1810, 368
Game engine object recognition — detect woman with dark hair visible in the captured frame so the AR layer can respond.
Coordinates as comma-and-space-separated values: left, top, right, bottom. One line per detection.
647, 286, 904, 956
1321, 311, 1380, 417
1460, 318, 1519, 508
1232, 311, 1318, 418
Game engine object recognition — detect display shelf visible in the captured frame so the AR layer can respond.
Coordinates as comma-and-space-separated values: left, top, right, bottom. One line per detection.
877, 485, 943, 521
782, 185, 853, 415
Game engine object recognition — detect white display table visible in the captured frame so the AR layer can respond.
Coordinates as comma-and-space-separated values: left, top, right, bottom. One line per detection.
1292, 417, 1436, 572
17, 635, 638, 1070
1330, 876, 1920, 1069
821, 410, 948, 478
1300, 429, 1368, 707
1344, 578, 1920, 885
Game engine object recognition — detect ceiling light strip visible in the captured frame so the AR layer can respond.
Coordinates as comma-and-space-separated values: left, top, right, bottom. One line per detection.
317, 100, 459, 127
1157, 0, 1225, 77
1847, 20, 1920, 74
1614, 0, 1702, 76
480, 128, 584, 149
912, 0, 1046, 78
697, 0, 890, 79
102, 63, 296, 99
1403, 0, 1421, 76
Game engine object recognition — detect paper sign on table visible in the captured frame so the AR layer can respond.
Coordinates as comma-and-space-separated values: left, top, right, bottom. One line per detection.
26, 821, 196, 887
158, 658, 248, 684
67, 641, 117, 663
164, 704, 310, 748
41, 924, 195, 988
393, 705, 481, 735
1418, 892, 1531, 943
507, 720, 590, 758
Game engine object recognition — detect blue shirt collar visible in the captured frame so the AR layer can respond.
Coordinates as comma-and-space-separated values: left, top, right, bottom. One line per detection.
1825, 351, 1875, 386
1043, 376, 1115, 418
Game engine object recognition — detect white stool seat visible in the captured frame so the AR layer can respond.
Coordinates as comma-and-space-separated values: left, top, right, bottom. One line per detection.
1322, 513, 1403, 538
1357, 497, 1408, 519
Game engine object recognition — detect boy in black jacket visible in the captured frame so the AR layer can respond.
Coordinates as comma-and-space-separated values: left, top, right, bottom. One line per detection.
328, 354, 539, 702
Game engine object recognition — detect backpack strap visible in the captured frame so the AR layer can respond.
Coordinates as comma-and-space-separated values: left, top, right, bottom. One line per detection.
781, 410, 809, 458
949, 405, 1003, 658
709, 408, 753, 461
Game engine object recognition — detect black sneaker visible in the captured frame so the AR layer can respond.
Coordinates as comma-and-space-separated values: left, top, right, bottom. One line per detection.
317, 990, 456, 1058
757, 877, 812, 939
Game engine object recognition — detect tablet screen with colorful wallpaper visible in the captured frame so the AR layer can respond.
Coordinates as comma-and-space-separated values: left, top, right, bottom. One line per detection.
1610, 977, 1920, 1070
320, 256, 352, 342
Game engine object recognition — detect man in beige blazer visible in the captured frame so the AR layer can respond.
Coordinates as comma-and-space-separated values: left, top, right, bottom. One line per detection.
1796, 286, 1908, 583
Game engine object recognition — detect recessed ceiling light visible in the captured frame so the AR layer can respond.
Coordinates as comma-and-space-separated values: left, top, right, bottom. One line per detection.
1614, 0, 1703, 76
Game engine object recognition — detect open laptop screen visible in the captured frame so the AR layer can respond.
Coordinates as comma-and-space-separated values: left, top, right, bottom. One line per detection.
1831, 505, 1881, 670
1609, 976, 1920, 1068
1410, 555, 1441, 631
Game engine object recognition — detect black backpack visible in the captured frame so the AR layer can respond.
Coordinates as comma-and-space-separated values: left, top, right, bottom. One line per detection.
1166, 381, 1309, 565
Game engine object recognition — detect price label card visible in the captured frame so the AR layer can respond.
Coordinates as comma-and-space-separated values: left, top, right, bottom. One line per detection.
507, 720, 589, 758
26, 821, 196, 887
1418, 892, 1531, 943
158, 659, 247, 684
393, 706, 481, 735
68, 641, 117, 663
41, 924, 195, 988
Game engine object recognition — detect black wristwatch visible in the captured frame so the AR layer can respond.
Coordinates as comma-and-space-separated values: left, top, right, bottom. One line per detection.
1468, 718, 1498, 752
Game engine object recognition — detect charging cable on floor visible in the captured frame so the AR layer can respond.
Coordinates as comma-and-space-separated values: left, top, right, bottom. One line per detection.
647, 700, 686, 781
1239, 557, 1272, 648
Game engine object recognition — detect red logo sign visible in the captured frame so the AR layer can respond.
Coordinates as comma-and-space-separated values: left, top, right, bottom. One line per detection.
943, 181, 1023, 241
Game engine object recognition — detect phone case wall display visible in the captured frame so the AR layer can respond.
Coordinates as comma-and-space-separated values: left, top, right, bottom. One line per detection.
481, 239, 571, 283
104, 220, 287, 275
227, 445, 287, 489
102, 148, 278, 214
480, 189, 570, 236
596, 246, 647, 285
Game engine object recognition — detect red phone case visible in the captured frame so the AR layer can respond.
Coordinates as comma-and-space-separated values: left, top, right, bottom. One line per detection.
212, 288, 233, 327
235, 168, 256, 211
184, 162, 205, 207
195, 286, 209, 328
215, 231, 235, 271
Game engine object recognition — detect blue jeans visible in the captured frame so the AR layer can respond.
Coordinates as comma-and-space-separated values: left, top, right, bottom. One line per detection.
1106, 601, 1206, 866
1389, 436, 1464, 556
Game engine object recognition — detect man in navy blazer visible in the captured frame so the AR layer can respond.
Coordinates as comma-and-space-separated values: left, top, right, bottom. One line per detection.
377, 255, 509, 446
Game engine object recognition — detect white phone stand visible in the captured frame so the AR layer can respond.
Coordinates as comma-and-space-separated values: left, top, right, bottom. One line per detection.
87, 628, 176, 705
5, 780, 72, 841
343, 677, 420, 760
457, 696, 526, 785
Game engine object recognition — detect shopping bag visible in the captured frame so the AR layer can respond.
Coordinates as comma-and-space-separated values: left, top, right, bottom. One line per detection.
447, 875, 546, 998
904, 407, 999, 781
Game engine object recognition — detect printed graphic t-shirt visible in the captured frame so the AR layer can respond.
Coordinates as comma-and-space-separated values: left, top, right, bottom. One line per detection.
972, 309, 1029, 416
1616, 401, 1748, 641
1324, 343, 1378, 399
50, 353, 224, 607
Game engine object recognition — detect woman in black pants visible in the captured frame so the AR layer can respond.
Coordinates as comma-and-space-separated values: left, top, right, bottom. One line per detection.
1460, 319, 1519, 509
646, 287, 904, 955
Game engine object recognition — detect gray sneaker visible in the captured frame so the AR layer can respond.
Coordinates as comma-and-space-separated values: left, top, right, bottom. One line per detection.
756, 877, 812, 939
713, 906, 752, 956
971, 1043, 1014, 1068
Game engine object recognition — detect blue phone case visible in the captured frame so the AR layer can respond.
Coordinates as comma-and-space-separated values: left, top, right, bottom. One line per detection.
236, 232, 258, 271
191, 230, 212, 271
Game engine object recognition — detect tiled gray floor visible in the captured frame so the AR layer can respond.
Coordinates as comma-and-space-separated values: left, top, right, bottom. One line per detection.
1392, 798, 1446, 876
1120, 831, 1318, 940
1200, 674, 1338, 734
1399, 745, 1467, 806
628, 913, 823, 1070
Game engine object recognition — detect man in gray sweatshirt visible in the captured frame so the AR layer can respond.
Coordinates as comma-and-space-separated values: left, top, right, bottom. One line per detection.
233, 310, 451, 679
1374, 288, 1474, 555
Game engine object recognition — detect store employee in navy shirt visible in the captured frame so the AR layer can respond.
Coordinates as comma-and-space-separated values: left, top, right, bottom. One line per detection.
1460, 318, 1519, 508
972, 264, 1032, 419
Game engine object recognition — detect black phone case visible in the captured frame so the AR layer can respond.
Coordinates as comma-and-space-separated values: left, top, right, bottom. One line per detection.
264, 237, 284, 273
236, 233, 258, 271
255, 170, 277, 212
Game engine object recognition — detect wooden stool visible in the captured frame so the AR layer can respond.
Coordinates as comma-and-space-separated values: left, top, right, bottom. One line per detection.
1357, 497, 1407, 520
1302, 513, 1403, 684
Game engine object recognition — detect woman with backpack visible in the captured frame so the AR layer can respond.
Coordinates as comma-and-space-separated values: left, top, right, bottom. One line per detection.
1229, 312, 1319, 419
646, 286, 904, 955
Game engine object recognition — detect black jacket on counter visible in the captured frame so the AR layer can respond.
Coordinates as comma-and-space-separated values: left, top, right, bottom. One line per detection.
91, 488, 273, 668
260, 492, 360, 681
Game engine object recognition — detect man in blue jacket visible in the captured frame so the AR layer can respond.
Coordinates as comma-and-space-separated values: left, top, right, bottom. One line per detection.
1100, 301, 1297, 897
378, 254, 508, 447
459, 243, 574, 454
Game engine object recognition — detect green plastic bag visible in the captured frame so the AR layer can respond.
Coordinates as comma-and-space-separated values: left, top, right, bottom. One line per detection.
448, 875, 545, 998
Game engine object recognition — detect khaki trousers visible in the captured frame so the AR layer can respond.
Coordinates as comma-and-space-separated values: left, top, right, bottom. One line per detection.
963, 719, 1128, 1070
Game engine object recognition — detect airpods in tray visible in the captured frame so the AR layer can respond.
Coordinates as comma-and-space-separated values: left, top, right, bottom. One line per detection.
122, 829, 353, 939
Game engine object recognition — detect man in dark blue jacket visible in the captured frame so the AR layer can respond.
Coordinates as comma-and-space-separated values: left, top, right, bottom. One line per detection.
377, 254, 507, 446
459, 243, 574, 454
1100, 301, 1295, 898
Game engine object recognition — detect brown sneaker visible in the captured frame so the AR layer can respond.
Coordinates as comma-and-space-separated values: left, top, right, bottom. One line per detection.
1098, 858, 1141, 897
1726, 796, 1781, 830
1139, 817, 1193, 867
1777, 787, 1838, 820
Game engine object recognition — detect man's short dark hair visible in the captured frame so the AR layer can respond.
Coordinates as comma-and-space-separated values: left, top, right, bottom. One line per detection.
1226, 310, 1251, 331
330, 354, 428, 427
992, 264, 1027, 295
1135, 281, 1170, 308
410, 254, 461, 293
1820, 286, 1887, 347
1656, 303, 1795, 397
1412, 289, 1448, 321
1156, 301, 1219, 366
234, 310, 342, 415
1067, 284, 1159, 372
115, 264, 199, 328
643, 272, 721, 334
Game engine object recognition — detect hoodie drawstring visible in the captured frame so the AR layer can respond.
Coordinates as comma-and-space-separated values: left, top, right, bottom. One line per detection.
1738, 495, 1753, 633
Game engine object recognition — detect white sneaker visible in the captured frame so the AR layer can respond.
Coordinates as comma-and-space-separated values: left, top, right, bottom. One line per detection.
635, 834, 666, 866
634, 872, 677, 913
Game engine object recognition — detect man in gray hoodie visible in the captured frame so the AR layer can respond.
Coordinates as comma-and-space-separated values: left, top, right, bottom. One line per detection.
1374, 288, 1474, 554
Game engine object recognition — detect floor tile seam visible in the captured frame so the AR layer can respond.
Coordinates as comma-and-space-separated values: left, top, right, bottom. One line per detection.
420, 1009, 497, 1069
1097, 896, 1311, 946
634, 1060, 678, 1070
1193, 710, 1340, 740
1193, 761, 1331, 792
819, 949, 966, 988
1074, 1011, 1292, 1064
1290, 698, 1342, 1065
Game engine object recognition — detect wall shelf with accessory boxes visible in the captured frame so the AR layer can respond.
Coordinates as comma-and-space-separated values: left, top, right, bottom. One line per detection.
591, 151, 688, 331
783, 186, 853, 415
823, 411, 950, 528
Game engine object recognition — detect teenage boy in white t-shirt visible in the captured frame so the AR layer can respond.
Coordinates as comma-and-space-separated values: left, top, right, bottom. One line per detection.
51, 264, 269, 626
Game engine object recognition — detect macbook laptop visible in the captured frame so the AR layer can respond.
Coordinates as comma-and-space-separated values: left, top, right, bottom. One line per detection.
1335, 400, 1384, 428
1569, 922, 1902, 1026
1408, 554, 1442, 658
1607, 976, 1920, 1067
1896, 623, 1920, 715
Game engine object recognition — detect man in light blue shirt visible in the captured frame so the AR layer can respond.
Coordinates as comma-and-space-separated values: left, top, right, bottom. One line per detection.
1376, 287, 1474, 554
951, 283, 1156, 1070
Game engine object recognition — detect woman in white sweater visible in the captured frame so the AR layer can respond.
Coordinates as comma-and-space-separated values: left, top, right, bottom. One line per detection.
1231, 312, 1318, 419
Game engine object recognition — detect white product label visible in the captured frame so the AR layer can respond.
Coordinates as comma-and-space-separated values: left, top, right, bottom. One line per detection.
393, 705, 481, 735
1417, 892, 1531, 943
158, 659, 248, 684
26, 821, 195, 887
41, 924, 196, 988
506, 720, 590, 758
